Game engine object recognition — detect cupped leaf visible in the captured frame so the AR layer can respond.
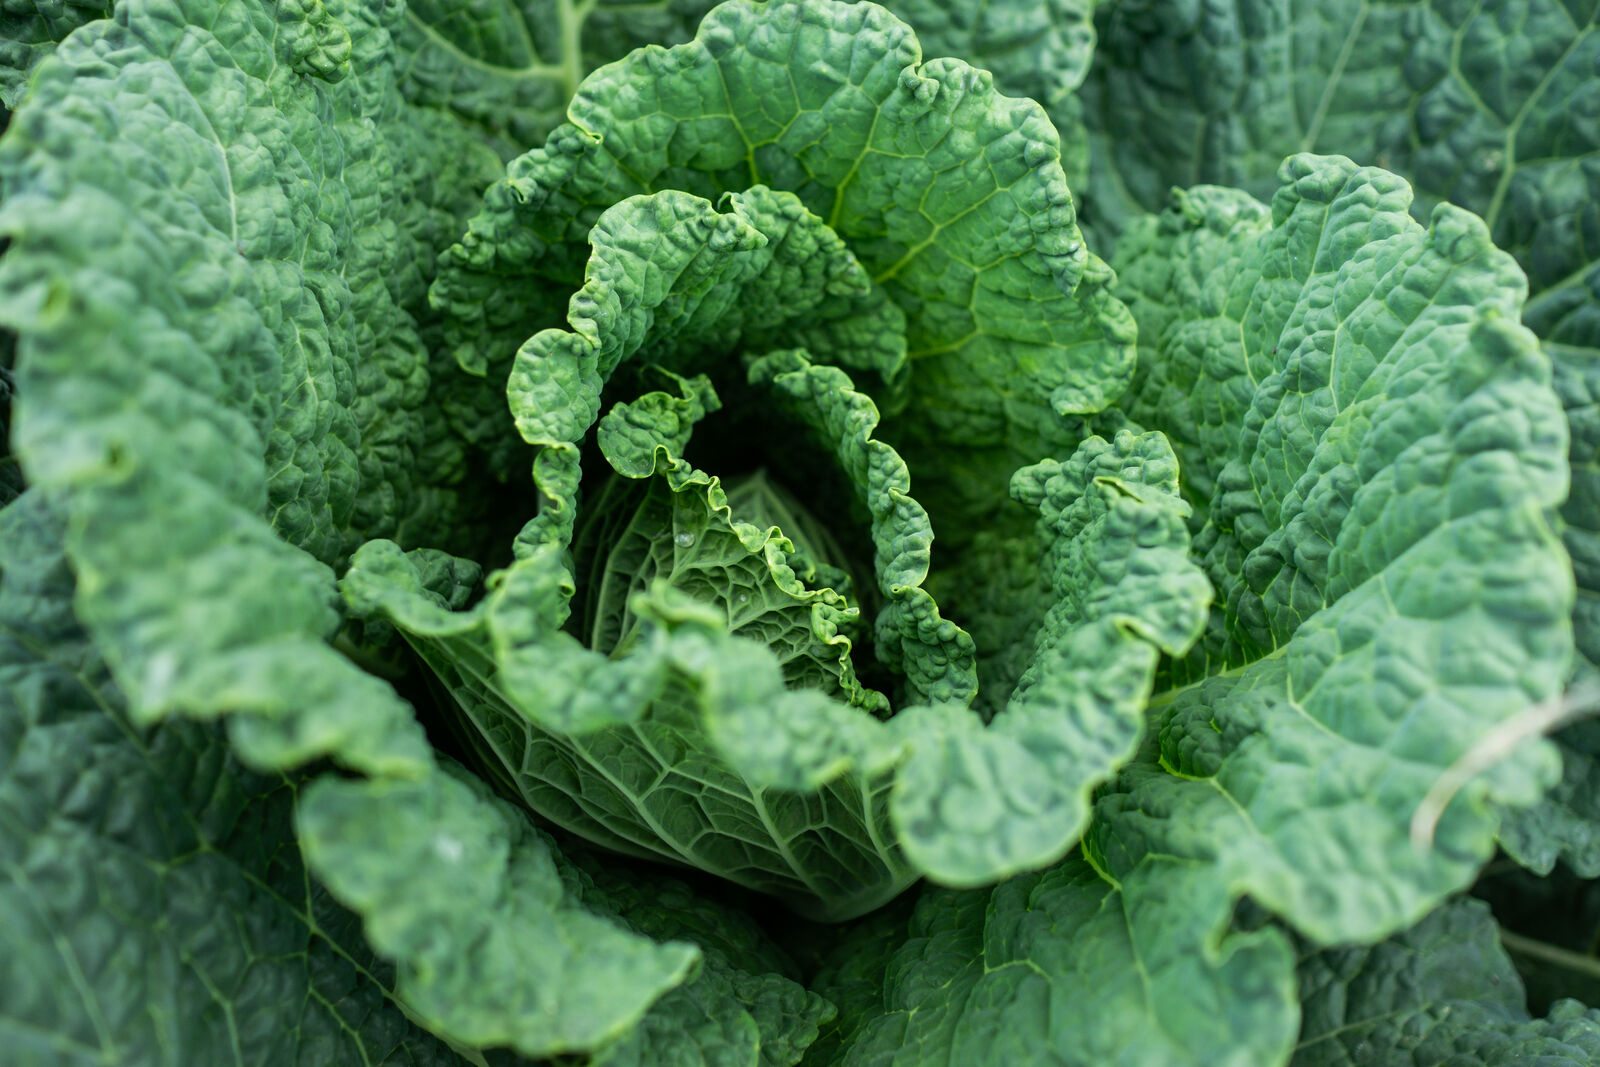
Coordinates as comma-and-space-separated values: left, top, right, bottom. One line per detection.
873, 428, 1208, 883
745, 350, 975, 707
589, 371, 887, 711
344, 536, 921, 921
506, 183, 909, 555
346, 416, 1208, 909
432, 0, 1133, 531
350, 163, 1202, 908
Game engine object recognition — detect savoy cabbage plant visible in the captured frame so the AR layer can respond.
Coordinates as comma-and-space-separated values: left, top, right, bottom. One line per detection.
1, 0, 1599, 1064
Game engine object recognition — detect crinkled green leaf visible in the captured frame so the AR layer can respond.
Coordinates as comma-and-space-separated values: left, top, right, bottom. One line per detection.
1, 492, 823, 1065
744, 350, 974, 707
1095, 153, 1569, 935
0, 0, 502, 568
830, 154, 1574, 1062
1294, 898, 1600, 1067
886, 0, 1095, 190
297, 767, 699, 1055
801, 896, 917, 1065
1082, 3, 1600, 868
433, 0, 1132, 531
877, 429, 1207, 883
396, 0, 1098, 183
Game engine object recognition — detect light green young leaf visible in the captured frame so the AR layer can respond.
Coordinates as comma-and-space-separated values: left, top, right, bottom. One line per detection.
590, 370, 888, 711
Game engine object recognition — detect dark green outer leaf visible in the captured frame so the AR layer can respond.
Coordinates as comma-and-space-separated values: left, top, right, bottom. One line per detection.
1294, 897, 1600, 1067
0, 492, 467, 1067
397, 0, 717, 157
0, 0, 113, 107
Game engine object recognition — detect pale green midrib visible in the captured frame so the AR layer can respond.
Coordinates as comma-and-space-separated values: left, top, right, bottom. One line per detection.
586, 495, 653, 656
402, 8, 566, 84
1298, 1, 1370, 152
1144, 643, 1289, 712
417, 634, 694, 868
853, 770, 897, 869
872, 185, 1004, 286
1500, 928, 1600, 983
1480, 23, 1593, 233
1293, 1007, 1416, 1051
748, 786, 834, 902
562, 0, 598, 107
1523, 258, 1598, 318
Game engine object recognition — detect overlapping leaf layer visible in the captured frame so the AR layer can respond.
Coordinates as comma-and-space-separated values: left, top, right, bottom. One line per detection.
1, 0, 1596, 1064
